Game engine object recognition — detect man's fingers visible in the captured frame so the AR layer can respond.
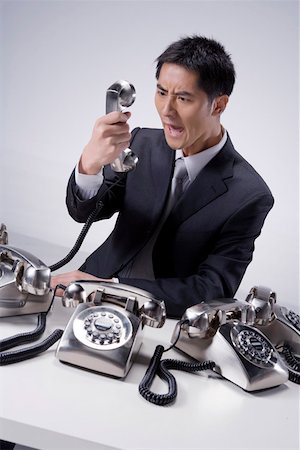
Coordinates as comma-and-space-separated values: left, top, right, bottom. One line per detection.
102, 111, 131, 125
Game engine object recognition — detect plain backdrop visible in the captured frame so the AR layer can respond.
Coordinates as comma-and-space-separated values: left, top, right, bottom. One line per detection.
0, 0, 299, 307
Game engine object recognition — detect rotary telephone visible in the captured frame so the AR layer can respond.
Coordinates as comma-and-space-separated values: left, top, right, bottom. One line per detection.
170, 297, 290, 391
244, 285, 300, 383
56, 280, 166, 378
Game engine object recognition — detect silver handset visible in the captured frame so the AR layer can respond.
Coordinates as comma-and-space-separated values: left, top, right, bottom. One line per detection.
106, 80, 138, 172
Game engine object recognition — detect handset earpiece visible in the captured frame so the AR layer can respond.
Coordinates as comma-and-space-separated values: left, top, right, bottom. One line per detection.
106, 80, 138, 172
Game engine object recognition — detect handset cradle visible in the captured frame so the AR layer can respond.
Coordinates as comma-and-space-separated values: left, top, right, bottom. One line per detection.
106, 80, 138, 172
56, 281, 166, 378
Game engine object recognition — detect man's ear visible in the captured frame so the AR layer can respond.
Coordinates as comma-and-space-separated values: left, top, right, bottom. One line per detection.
211, 95, 229, 116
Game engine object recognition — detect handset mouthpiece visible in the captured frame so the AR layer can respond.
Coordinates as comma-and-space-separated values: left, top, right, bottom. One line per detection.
106, 80, 138, 172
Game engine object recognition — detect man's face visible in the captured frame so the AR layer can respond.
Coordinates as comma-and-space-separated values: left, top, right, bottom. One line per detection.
155, 63, 218, 155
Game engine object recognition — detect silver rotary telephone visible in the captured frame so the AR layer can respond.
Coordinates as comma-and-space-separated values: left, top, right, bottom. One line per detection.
171, 297, 289, 391
56, 281, 166, 378
244, 285, 300, 383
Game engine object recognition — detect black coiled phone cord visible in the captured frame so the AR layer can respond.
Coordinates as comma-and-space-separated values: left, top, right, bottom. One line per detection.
0, 286, 64, 366
49, 171, 126, 272
139, 321, 216, 406
0, 329, 63, 365
138, 344, 215, 406
49, 201, 104, 272
280, 344, 300, 384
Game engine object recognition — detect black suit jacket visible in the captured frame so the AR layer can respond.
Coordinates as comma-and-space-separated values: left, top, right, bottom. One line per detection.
66, 128, 274, 318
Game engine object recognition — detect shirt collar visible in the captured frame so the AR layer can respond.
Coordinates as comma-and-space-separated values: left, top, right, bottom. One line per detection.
176, 129, 227, 183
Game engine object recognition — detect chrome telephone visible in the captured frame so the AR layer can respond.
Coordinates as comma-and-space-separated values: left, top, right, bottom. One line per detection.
245, 285, 300, 383
56, 281, 166, 378
106, 80, 138, 172
171, 298, 289, 391
0, 244, 52, 318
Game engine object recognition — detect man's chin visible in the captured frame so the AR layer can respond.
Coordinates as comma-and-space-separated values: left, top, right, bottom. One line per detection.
164, 133, 184, 150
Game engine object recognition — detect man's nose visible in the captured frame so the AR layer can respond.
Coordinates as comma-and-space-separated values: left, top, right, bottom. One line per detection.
162, 96, 176, 116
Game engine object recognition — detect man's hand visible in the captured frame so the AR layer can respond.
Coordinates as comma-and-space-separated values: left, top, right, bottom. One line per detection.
51, 270, 113, 297
79, 111, 132, 175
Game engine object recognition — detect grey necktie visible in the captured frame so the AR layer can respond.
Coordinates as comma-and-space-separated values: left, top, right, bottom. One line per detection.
166, 157, 189, 215
118, 157, 189, 280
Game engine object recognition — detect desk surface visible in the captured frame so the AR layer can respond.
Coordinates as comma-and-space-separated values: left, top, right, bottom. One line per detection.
0, 299, 299, 450
0, 234, 299, 450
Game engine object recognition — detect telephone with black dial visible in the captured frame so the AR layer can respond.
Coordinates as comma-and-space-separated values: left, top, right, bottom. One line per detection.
56, 281, 166, 378
171, 298, 289, 391
244, 285, 300, 383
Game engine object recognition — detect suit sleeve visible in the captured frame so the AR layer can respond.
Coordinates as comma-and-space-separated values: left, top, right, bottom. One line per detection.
118, 192, 274, 319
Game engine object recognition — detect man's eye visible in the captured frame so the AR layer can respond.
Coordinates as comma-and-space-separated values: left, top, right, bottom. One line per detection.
177, 96, 189, 102
157, 90, 166, 96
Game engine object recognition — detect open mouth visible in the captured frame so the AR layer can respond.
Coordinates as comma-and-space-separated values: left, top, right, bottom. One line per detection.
166, 124, 184, 138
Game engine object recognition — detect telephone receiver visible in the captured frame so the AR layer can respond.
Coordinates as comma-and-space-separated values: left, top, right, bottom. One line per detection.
0, 244, 52, 317
56, 281, 166, 378
171, 298, 289, 391
106, 80, 138, 172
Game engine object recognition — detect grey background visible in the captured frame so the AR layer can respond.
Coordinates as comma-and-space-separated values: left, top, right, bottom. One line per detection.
0, 0, 299, 305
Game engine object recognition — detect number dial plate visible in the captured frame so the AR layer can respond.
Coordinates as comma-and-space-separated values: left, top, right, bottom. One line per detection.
231, 325, 275, 368
73, 306, 133, 350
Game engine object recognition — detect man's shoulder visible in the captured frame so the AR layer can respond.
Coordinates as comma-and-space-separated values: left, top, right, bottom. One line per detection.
223, 136, 273, 198
130, 127, 168, 154
132, 127, 164, 140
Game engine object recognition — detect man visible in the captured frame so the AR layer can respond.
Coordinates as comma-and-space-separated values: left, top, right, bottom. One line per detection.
51, 35, 274, 319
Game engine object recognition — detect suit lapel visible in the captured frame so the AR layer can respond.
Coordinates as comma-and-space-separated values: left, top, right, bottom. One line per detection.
166, 137, 235, 225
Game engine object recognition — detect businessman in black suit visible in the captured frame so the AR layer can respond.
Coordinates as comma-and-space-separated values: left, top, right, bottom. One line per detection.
51, 35, 274, 318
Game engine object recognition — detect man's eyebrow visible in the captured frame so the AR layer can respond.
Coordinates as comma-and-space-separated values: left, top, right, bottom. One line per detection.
156, 83, 194, 97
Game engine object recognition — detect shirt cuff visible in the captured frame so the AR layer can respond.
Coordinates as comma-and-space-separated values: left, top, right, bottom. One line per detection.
75, 162, 104, 200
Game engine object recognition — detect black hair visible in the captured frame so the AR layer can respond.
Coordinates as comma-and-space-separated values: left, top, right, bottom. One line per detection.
155, 35, 236, 101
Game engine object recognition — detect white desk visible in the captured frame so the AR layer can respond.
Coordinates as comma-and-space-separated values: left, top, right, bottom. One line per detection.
0, 235, 299, 450
1, 300, 300, 450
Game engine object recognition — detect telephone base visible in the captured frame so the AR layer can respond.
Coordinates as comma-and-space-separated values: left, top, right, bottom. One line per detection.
56, 302, 144, 378
0, 291, 53, 318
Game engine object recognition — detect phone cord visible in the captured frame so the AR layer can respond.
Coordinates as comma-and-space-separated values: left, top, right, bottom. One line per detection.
139, 344, 215, 406
49, 200, 104, 272
49, 171, 127, 272
0, 329, 63, 366
0, 287, 64, 366
279, 344, 300, 384
0, 312, 47, 352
